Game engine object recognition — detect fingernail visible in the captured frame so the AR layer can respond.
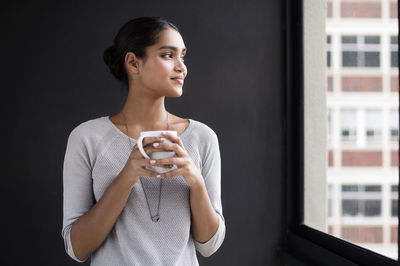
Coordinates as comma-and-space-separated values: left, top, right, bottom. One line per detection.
150, 160, 156, 164
156, 174, 161, 178
153, 143, 159, 147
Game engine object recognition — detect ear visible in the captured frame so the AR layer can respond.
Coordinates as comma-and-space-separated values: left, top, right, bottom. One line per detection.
125, 52, 141, 74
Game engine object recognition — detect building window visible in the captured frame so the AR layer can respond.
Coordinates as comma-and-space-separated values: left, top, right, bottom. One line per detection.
391, 185, 398, 217
327, 35, 332, 68
391, 35, 398, 68
328, 184, 333, 217
342, 185, 382, 217
327, 108, 332, 142
365, 109, 382, 143
390, 109, 399, 142
342, 35, 380, 67
341, 109, 357, 143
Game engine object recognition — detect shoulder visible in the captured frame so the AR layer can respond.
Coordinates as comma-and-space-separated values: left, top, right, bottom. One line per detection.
66, 116, 113, 154
190, 119, 217, 136
65, 116, 113, 167
188, 119, 219, 146
68, 116, 109, 139
188, 119, 221, 171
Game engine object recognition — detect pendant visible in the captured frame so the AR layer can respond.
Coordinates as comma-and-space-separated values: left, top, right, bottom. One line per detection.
152, 215, 160, 222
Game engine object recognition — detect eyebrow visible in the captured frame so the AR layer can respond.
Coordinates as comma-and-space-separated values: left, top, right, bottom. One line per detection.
158, 45, 187, 53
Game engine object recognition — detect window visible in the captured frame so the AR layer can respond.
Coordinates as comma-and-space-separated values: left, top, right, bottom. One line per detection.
365, 109, 382, 143
341, 109, 357, 143
327, 108, 332, 143
328, 184, 333, 217
341, 185, 381, 217
281, 0, 399, 265
391, 36, 398, 68
341, 35, 380, 67
327, 35, 332, 68
391, 109, 399, 142
392, 185, 398, 217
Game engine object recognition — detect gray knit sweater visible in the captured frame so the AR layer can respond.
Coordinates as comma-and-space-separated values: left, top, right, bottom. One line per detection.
61, 116, 225, 265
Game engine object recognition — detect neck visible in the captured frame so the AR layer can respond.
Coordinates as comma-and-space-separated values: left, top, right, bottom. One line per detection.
120, 87, 169, 130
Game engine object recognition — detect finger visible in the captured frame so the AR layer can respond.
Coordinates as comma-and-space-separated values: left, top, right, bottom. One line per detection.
138, 160, 172, 179
131, 137, 161, 152
157, 168, 181, 179
132, 141, 164, 156
138, 159, 166, 172
161, 132, 185, 150
161, 132, 178, 142
142, 137, 162, 147
145, 158, 175, 169
151, 157, 185, 167
141, 158, 174, 168
140, 168, 164, 179
135, 146, 164, 159
152, 141, 185, 157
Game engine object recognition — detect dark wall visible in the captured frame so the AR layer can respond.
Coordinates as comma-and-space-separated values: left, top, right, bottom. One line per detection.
1, 0, 285, 265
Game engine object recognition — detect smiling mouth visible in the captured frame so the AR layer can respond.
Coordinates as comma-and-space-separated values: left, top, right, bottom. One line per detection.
171, 78, 184, 85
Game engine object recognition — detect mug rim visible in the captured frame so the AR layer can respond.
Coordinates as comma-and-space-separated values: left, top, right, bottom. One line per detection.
140, 130, 177, 135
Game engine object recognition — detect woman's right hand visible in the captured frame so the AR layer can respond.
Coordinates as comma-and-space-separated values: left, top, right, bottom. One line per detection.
119, 137, 168, 186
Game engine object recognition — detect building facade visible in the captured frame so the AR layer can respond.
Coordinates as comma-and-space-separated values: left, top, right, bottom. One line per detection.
326, 0, 398, 259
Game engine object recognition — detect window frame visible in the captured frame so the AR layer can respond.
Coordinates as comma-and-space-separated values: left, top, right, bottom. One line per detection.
279, 0, 400, 265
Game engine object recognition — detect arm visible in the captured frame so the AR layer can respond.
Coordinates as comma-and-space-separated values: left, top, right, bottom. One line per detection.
69, 172, 135, 261
191, 129, 226, 257
61, 128, 137, 262
190, 179, 220, 242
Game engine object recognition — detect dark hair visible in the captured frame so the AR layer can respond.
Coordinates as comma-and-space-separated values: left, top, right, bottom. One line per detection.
103, 17, 179, 90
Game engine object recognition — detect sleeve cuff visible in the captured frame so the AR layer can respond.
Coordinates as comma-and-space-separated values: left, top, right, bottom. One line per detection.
193, 214, 226, 257
62, 224, 87, 263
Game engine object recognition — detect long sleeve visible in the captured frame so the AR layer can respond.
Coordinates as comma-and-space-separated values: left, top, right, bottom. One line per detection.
193, 128, 226, 257
61, 126, 95, 263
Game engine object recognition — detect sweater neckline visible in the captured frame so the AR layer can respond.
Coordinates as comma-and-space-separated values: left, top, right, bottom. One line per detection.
103, 116, 193, 142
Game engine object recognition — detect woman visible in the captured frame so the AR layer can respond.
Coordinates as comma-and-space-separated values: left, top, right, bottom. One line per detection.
61, 17, 225, 265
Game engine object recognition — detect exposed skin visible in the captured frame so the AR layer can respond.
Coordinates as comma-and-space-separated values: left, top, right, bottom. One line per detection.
69, 27, 219, 261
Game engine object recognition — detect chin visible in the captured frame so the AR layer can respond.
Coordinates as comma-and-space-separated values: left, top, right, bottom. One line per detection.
168, 86, 183, 97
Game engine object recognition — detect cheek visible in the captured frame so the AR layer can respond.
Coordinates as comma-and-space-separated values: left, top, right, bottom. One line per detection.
155, 60, 172, 76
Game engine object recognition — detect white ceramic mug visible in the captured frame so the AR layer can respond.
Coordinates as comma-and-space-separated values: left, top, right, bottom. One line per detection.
137, 130, 178, 174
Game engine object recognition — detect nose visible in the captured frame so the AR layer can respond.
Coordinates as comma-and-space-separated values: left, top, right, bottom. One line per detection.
174, 58, 186, 74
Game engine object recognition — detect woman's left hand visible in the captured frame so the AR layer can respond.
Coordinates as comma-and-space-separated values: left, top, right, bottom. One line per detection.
150, 132, 203, 188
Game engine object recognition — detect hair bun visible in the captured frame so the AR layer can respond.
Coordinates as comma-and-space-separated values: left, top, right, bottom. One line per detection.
103, 45, 117, 67
103, 45, 124, 81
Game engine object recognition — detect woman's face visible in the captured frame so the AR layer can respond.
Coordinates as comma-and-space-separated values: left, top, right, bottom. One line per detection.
132, 27, 187, 97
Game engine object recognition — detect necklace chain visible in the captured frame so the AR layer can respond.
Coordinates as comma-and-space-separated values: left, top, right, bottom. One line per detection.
121, 111, 169, 222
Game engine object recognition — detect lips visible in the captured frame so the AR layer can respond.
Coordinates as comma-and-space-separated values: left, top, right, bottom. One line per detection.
171, 76, 184, 84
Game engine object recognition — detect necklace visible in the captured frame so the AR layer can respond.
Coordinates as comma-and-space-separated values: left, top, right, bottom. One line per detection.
121, 110, 169, 223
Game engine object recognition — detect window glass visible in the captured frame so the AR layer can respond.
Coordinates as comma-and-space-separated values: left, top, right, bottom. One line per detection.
365, 110, 382, 143
341, 185, 382, 217
327, 35, 332, 67
328, 108, 332, 141
328, 184, 333, 217
304, 0, 398, 260
341, 35, 380, 67
392, 185, 398, 217
391, 36, 398, 68
340, 109, 357, 143
391, 109, 399, 141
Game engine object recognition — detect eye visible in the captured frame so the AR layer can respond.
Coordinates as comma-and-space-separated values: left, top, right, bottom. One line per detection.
162, 53, 173, 59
